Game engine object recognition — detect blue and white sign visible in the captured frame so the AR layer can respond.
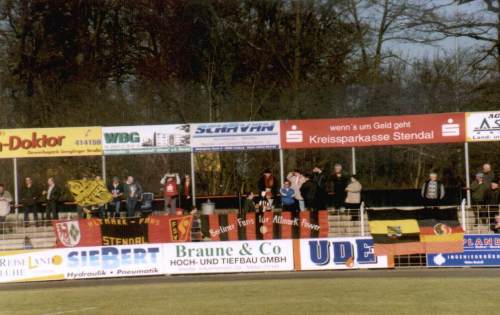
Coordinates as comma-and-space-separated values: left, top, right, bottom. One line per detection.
191, 121, 281, 152
64, 244, 163, 279
427, 234, 500, 267
299, 237, 390, 270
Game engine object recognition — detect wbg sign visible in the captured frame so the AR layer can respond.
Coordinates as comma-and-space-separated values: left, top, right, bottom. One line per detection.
0, 127, 102, 158
102, 125, 190, 155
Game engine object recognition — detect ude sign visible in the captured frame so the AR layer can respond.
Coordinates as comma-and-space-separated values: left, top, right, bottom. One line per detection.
0, 127, 102, 158
281, 113, 466, 149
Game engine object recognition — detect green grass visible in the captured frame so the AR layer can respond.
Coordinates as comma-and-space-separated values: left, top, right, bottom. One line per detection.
1, 277, 498, 315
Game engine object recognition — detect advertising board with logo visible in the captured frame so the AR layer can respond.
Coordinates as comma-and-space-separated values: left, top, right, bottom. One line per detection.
0, 127, 102, 158
298, 237, 391, 270
0, 249, 66, 283
163, 240, 294, 274
466, 111, 500, 142
427, 234, 500, 267
191, 121, 280, 152
281, 113, 465, 149
0, 245, 165, 283
102, 125, 190, 155
64, 244, 163, 279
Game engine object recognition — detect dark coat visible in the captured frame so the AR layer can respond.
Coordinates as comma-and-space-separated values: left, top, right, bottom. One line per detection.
20, 185, 41, 206
300, 180, 318, 209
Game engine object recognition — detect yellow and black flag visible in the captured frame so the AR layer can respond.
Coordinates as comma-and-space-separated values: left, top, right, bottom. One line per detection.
367, 208, 464, 256
67, 180, 113, 207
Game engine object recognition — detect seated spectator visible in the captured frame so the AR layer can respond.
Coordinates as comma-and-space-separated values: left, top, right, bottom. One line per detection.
471, 173, 489, 205
421, 172, 445, 207
280, 180, 297, 213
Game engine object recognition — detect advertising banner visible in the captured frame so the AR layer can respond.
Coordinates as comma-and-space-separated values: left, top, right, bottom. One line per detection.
163, 240, 294, 274
281, 113, 466, 149
427, 234, 500, 267
0, 127, 102, 158
53, 216, 193, 248
64, 244, 163, 279
0, 244, 163, 283
466, 111, 500, 142
298, 237, 391, 270
102, 124, 190, 155
191, 121, 280, 152
0, 249, 67, 283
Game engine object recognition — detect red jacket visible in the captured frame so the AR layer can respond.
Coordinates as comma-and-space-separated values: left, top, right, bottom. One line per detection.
164, 179, 179, 197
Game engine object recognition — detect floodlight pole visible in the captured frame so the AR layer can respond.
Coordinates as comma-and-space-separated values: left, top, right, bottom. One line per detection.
464, 142, 471, 207
279, 149, 285, 185
190, 151, 196, 207
101, 155, 107, 184
13, 158, 19, 217
351, 147, 356, 175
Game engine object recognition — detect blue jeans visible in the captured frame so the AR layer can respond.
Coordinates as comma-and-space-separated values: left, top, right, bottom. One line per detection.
126, 198, 138, 217
109, 201, 121, 217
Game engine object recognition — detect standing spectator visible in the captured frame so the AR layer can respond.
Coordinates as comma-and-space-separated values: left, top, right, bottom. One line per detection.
0, 184, 12, 227
20, 177, 40, 226
345, 176, 363, 209
123, 176, 143, 217
241, 192, 257, 218
180, 175, 193, 214
300, 173, 318, 211
42, 177, 61, 222
161, 173, 180, 215
287, 170, 306, 211
258, 169, 277, 208
312, 166, 329, 210
482, 163, 495, 186
332, 163, 349, 211
108, 176, 124, 218
471, 173, 489, 205
486, 180, 500, 205
280, 180, 297, 212
421, 172, 445, 207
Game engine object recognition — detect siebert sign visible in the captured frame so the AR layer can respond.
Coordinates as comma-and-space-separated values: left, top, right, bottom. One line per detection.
281, 113, 466, 149
0, 127, 102, 158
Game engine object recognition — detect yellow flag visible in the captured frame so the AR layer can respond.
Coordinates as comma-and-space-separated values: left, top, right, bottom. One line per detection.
67, 180, 113, 207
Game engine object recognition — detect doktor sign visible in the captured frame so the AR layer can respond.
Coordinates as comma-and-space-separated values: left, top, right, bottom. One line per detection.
281, 113, 466, 149
0, 127, 102, 158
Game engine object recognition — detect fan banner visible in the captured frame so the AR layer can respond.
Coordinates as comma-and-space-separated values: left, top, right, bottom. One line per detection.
53, 215, 193, 248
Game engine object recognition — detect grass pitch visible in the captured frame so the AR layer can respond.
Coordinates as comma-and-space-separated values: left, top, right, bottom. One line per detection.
1, 276, 497, 315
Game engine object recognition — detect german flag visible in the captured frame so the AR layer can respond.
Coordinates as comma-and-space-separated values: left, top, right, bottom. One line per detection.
418, 208, 464, 254
368, 208, 464, 256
